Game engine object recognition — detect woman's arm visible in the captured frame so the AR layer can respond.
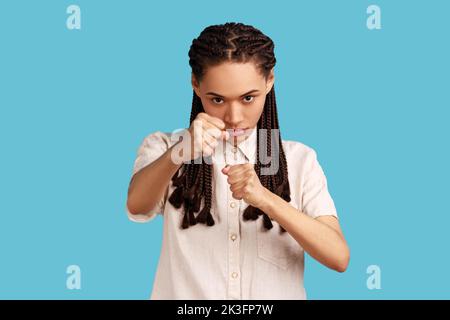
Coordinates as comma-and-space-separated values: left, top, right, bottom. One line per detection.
127, 143, 183, 215
127, 113, 229, 215
222, 163, 350, 272
259, 189, 350, 272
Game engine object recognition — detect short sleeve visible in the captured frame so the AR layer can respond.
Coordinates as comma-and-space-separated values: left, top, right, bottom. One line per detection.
301, 148, 338, 219
126, 131, 171, 223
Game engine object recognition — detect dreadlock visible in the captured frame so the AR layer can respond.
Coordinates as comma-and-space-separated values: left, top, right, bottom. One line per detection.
168, 22, 291, 233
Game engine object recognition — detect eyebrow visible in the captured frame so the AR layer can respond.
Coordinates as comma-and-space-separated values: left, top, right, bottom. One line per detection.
205, 89, 260, 98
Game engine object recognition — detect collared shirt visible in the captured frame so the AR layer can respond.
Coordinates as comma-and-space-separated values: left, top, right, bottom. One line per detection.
126, 127, 338, 300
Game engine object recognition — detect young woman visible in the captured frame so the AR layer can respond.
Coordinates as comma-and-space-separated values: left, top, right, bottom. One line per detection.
126, 22, 350, 300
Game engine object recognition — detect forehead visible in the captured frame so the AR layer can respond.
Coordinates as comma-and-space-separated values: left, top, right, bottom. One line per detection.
201, 62, 265, 95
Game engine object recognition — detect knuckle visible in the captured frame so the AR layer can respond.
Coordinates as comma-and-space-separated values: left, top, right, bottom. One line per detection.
212, 128, 221, 137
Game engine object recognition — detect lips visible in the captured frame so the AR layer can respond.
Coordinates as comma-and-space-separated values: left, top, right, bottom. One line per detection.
228, 128, 248, 137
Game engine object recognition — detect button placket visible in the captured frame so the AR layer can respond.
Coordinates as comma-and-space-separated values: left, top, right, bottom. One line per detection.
232, 146, 238, 161
227, 179, 241, 299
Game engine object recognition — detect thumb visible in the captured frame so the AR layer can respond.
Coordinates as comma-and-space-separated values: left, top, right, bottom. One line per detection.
222, 165, 230, 175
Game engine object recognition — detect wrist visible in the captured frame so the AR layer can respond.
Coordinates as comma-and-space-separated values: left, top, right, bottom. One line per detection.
258, 187, 277, 216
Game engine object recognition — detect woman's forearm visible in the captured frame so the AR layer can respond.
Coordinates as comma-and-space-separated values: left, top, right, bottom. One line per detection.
127, 143, 183, 215
259, 189, 350, 272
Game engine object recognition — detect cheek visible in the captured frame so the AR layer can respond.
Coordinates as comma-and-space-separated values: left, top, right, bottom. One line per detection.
246, 98, 265, 122
202, 100, 225, 119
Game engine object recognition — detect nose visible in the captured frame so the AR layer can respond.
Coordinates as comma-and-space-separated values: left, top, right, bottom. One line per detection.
223, 102, 245, 128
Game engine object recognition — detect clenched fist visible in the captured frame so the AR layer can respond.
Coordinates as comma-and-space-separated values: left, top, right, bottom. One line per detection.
173, 112, 230, 163
221, 163, 269, 208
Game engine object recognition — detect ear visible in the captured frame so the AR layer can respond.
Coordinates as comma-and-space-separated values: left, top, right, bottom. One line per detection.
265, 68, 275, 94
191, 73, 201, 97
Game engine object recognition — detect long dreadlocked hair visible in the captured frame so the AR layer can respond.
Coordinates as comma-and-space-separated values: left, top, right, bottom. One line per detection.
168, 22, 291, 233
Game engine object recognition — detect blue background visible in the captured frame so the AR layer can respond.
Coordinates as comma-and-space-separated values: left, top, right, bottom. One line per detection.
0, 0, 449, 299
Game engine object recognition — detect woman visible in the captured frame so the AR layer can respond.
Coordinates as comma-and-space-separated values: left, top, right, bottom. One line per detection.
126, 22, 350, 300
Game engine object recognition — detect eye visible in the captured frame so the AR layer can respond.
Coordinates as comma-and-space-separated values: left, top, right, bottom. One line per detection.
243, 95, 255, 103
211, 97, 224, 105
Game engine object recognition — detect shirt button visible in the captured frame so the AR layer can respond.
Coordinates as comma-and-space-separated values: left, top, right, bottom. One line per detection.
231, 272, 239, 279
230, 202, 236, 208
230, 233, 237, 241
231, 147, 238, 153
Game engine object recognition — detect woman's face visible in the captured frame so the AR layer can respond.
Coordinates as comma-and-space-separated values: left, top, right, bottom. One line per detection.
192, 61, 274, 144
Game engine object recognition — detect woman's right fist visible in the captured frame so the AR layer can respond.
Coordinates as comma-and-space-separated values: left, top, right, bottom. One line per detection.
173, 112, 230, 163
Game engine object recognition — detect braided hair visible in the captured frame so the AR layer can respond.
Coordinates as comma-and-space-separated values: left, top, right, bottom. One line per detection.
168, 22, 291, 233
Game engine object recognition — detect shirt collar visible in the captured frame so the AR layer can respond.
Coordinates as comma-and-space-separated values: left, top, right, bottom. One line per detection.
224, 126, 257, 164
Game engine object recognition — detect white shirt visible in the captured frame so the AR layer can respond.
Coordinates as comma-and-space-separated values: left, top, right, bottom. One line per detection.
126, 127, 338, 300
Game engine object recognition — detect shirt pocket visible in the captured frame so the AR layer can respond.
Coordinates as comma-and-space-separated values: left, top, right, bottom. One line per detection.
256, 224, 303, 270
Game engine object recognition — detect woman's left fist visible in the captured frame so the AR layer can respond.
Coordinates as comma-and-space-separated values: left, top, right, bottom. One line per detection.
221, 163, 268, 208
